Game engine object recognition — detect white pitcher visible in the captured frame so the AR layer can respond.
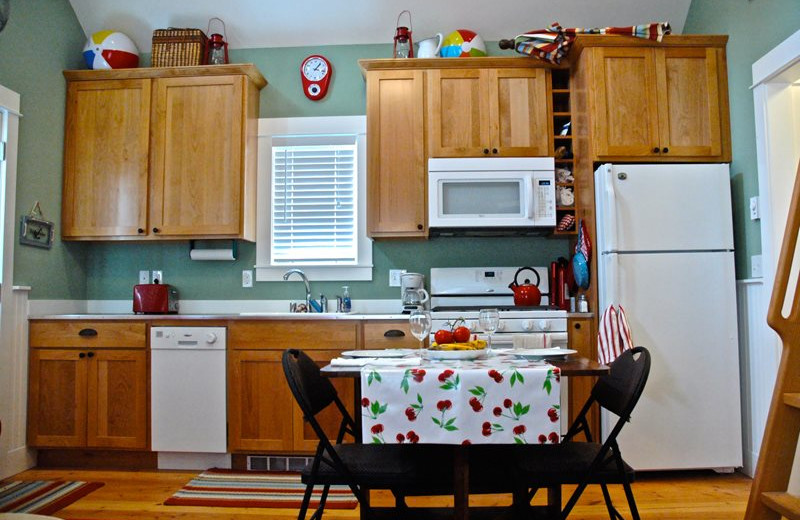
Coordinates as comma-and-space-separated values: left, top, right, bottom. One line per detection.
417, 33, 443, 58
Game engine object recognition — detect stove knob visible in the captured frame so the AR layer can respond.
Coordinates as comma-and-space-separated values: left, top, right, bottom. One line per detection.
521, 320, 535, 331
206, 332, 218, 344
537, 320, 551, 332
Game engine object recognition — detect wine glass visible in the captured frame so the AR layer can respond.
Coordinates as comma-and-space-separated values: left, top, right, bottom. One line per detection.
409, 310, 432, 352
479, 308, 500, 355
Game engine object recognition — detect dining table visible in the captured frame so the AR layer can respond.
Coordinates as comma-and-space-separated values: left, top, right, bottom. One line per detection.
322, 349, 608, 520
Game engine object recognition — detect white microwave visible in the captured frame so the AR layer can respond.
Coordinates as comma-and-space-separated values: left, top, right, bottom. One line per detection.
428, 157, 556, 232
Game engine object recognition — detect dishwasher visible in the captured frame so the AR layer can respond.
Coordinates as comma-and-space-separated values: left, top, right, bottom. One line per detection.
151, 326, 229, 469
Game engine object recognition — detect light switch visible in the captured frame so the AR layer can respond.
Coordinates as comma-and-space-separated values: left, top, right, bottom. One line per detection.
750, 196, 760, 220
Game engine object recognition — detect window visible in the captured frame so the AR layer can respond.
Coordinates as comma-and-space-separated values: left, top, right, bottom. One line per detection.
256, 116, 372, 281
0, 84, 21, 287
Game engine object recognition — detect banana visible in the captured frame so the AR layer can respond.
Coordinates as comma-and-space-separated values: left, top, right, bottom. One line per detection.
430, 339, 487, 351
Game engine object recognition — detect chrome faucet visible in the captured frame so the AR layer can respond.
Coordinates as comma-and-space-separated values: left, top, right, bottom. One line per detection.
283, 268, 311, 312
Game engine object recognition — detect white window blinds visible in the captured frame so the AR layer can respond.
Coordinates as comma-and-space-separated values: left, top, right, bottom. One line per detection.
271, 135, 357, 265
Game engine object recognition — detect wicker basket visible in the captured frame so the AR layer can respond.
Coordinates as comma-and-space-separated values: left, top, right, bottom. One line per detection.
151, 28, 208, 67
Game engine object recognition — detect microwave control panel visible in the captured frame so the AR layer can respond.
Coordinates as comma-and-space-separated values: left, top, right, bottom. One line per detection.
533, 171, 556, 226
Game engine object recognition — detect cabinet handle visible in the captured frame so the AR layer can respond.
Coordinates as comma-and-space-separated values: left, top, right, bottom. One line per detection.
574, 323, 582, 330
384, 329, 406, 338
483, 148, 489, 155
137, 228, 144, 234
79, 352, 86, 358
152, 227, 160, 233
652, 147, 661, 153
417, 224, 423, 230
492, 148, 498, 154
87, 351, 95, 358
662, 147, 669, 154
78, 328, 98, 337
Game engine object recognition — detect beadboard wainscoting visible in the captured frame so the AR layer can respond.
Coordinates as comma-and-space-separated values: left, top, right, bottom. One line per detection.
736, 278, 779, 477
0, 286, 34, 479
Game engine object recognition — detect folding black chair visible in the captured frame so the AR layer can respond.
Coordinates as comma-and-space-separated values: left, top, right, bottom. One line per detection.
281, 348, 453, 520
515, 345, 651, 520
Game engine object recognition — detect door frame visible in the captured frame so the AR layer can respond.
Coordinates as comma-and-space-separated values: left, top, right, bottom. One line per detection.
751, 29, 800, 479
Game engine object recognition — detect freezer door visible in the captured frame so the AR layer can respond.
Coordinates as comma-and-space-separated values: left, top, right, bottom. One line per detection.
602, 251, 742, 470
595, 163, 734, 252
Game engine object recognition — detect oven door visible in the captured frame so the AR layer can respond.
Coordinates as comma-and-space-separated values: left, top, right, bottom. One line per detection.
428, 171, 534, 228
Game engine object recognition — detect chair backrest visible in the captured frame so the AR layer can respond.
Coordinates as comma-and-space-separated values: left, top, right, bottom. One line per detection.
282, 348, 354, 444
593, 345, 650, 419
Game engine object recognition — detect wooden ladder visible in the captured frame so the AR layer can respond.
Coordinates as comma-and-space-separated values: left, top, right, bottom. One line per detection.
744, 159, 800, 520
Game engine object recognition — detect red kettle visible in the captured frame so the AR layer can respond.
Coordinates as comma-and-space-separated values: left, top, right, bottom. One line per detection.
508, 267, 542, 306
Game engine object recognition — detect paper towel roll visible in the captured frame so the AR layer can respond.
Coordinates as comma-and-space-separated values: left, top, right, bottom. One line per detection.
189, 248, 236, 261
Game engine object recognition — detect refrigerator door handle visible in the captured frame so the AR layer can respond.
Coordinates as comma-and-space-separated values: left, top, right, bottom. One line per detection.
604, 167, 618, 252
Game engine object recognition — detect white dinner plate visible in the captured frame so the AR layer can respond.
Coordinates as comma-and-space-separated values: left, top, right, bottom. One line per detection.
425, 349, 487, 360
341, 349, 414, 358
513, 348, 577, 359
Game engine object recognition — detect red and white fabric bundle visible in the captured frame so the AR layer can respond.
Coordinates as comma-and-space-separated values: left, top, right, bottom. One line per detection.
597, 305, 634, 365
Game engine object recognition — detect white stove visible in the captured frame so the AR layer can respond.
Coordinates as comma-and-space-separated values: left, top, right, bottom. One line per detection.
429, 267, 568, 349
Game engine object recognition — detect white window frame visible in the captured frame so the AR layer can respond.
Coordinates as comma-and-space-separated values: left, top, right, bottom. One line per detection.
255, 116, 373, 282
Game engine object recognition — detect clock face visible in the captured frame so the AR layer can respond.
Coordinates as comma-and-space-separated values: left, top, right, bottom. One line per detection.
302, 57, 329, 81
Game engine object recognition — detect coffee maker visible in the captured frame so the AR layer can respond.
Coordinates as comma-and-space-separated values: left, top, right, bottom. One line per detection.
400, 272, 429, 313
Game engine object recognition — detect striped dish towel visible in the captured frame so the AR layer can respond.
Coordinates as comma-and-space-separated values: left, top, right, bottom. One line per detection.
597, 305, 634, 365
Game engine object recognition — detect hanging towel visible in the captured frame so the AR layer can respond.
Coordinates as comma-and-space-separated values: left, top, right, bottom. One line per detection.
597, 304, 634, 365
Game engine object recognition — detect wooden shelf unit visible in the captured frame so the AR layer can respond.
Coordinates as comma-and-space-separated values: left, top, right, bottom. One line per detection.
552, 69, 576, 236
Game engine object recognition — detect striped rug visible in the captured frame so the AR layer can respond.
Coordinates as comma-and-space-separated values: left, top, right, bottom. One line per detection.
0, 480, 104, 514
164, 468, 358, 509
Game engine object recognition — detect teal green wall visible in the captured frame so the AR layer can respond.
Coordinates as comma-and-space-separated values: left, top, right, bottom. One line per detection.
685, 0, 800, 279
0, 0, 88, 300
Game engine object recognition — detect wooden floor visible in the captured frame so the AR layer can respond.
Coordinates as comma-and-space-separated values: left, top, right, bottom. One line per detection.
10, 468, 751, 519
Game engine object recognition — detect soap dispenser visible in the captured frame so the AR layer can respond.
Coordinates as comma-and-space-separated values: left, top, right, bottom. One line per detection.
342, 286, 352, 313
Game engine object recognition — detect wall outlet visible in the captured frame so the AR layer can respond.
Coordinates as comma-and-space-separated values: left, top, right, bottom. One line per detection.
152, 270, 163, 284
242, 269, 254, 288
389, 269, 407, 287
751, 255, 763, 278
138, 270, 150, 284
750, 196, 761, 220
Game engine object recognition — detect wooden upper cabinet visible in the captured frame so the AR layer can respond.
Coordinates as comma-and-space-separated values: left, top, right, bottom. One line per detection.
62, 65, 266, 241
365, 69, 427, 238
150, 75, 245, 237
62, 79, 151, 239
583, 39, 730, 162
428, 68, 551, 157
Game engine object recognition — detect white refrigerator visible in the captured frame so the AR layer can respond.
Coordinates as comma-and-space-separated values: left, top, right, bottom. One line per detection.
595, 163, 743, 471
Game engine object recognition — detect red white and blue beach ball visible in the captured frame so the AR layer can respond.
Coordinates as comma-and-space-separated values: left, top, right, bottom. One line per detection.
83, 30, 139, 70
441, 29, 487, 58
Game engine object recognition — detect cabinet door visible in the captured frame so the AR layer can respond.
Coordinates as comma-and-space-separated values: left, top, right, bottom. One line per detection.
150, 75, 244, 237
489, 68, 552, 156
87, 349, 148, 449
292, 350, 355, 451
591, 47, 660, 158
567, 318, 599, 438
656, 47, 724, 159
28, 349, 88, 447
62, 79, 150, 238
366, 70, 427, 237
427, 69, 490, 157
228, 350, 294, 451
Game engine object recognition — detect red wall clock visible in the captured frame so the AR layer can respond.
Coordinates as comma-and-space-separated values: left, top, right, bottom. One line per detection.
300, 55, 332, 101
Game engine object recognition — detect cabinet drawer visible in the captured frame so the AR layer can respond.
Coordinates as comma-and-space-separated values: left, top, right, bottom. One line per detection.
230, 321, 359, 350
362, 321, 418, 349
29, 321, 147, 348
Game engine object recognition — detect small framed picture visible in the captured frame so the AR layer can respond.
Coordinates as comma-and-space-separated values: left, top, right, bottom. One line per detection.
19, 215, 54, 249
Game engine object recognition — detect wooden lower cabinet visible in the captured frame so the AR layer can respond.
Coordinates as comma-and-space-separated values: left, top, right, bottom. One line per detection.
28, 348, 148, 449
566, 316, 599, 437
227, 320, 359, 453
28, 321, 148, 450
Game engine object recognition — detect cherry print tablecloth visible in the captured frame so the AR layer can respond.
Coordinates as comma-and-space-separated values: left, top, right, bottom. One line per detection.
360, 358, 561, 445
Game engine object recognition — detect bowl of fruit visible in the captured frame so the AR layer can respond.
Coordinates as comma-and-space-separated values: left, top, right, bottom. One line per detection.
428, 319, 488, 360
